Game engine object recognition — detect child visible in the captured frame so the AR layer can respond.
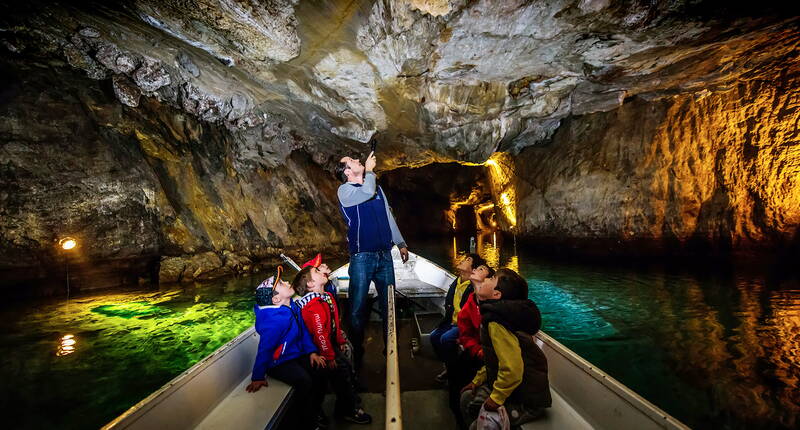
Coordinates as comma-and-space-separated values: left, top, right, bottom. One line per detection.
246, 273, 327, 430
460, 268, 551, 428
431, 253, 487, 380
457, 263, 496, 361
293, 266, 372, 425
301, 252, 338, 297
449, 263, 495, 429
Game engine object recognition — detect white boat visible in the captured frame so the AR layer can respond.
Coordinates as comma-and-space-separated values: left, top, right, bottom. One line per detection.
329, 247, 456, 300
102, 249, 689, 430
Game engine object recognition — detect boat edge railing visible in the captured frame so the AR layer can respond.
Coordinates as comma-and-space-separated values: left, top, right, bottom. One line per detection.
385, 284, 402, 430
535, 332, 690, 430
101, 326, 259, 430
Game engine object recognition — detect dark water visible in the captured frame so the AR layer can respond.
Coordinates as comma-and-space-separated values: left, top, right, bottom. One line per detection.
1, 237, 798, 429
415, 233, 800, 430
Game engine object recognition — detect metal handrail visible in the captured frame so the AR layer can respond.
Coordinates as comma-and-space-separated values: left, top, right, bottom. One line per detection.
385, 284, 402, 429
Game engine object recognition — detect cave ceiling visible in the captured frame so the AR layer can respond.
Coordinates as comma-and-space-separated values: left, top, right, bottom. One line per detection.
1, 0, 798, 169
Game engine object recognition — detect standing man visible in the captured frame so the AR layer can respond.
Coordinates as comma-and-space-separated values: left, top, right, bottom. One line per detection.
335, 151, 409, 368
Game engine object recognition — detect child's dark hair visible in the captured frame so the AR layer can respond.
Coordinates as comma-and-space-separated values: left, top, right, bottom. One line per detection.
494, 268, 527, 300
464, 253, 486, 269
478, 264, 496, 278
291, 266, 313, 296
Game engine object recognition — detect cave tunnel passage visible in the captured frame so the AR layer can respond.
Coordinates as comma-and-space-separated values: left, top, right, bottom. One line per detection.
378, 162, 495, 239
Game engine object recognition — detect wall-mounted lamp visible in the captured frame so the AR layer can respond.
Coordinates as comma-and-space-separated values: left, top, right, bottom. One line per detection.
57, 237, 78, 297
59, 237, 77, 251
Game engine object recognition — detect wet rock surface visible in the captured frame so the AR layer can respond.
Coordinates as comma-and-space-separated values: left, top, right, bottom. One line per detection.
502, 70, 800, 256
0, 1, 799, 290
0, 61, 345, 293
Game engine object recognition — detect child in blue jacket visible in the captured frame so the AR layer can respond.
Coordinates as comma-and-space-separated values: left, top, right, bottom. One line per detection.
246, 274, 327, 430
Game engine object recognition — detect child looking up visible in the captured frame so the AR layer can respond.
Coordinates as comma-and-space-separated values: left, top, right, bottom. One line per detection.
301, 252, 338, 298
457, 263, 495, 361
460, 268, 551, 428
431, 253, 487, 379
246, 274, 327, 430
447, 263, 495, 429
293, 266, 372, 425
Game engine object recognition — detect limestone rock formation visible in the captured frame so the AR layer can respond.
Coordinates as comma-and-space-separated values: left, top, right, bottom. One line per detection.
0, 60, 345, 292
502, 70, 800, 255
1, 0, 799, 291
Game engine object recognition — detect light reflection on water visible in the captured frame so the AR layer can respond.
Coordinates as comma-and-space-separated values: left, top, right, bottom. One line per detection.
419, 233, 800, 430
0, 239, 797, 430
0, 276, 262, 430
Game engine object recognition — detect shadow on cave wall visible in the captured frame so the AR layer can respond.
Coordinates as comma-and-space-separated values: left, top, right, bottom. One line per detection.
379, 163, 491, 239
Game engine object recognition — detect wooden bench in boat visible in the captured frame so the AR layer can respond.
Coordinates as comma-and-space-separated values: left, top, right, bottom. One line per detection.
102, 327, 292, 430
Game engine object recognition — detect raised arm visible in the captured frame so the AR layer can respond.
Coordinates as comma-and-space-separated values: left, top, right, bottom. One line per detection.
337, 172, 378, 207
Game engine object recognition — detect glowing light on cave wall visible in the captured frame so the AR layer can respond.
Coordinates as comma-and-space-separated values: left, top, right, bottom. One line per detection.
484, 153, 517, 228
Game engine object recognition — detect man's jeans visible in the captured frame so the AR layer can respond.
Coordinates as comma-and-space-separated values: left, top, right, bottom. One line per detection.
348, 249, 395, 363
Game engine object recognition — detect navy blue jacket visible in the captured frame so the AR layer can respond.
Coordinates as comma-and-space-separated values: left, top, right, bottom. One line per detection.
338, 172, 406, 255
251, 301, 317, 381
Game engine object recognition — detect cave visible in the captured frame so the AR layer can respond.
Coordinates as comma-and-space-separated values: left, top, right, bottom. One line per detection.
1, 1, 799, 429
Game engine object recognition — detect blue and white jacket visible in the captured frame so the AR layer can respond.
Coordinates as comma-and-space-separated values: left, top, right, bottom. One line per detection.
337, 172, 406, 255
251, 301, 317, 381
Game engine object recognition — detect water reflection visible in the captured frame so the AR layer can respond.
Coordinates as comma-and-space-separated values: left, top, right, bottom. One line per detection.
419, 235, 800, 429
0, 276, 261, 429
56, 334, 76, 356
450, 232, 518, 272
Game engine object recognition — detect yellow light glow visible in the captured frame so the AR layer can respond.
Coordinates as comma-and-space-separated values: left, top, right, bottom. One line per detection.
476, 202, 495, 213
59, 237, 77, 250
56, 334, 77, 357
484, 153, 518, 227
452, 236, 457, 266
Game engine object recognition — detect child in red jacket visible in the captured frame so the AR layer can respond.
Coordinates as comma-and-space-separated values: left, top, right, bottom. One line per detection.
457, 263, 496, 360
292, 265, 372, 425
448, 263, 495, 428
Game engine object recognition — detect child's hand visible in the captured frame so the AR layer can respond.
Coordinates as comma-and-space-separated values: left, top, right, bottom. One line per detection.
460, 383, 476, 394
483, 397, 500, 412
319, 263, 331, 276
310, 353, 326, 368
327, 358, 338, 369
246, 380, 267, 392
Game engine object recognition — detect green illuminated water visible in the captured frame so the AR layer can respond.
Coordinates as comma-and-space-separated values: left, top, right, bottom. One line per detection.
0, 276, 262, 430
2, 238, 798, 430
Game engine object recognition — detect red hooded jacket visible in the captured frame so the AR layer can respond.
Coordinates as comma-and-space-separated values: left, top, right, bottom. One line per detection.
297, 292, 347, 361
457, 292, 483, 359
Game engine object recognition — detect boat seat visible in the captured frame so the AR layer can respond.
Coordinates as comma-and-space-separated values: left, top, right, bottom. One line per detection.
519, 388, 592, 430
194, 377, 292, 430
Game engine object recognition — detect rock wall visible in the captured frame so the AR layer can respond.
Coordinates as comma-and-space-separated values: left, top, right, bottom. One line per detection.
1, 0, 799, 292
0, 60, 345, 293
503, 68, 800, 256
2, 1, 796, 167
379, 163, 489, 237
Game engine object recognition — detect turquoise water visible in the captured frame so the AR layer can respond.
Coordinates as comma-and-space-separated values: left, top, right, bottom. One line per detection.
417, 233, 800, 430
1, 238, 798, 429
